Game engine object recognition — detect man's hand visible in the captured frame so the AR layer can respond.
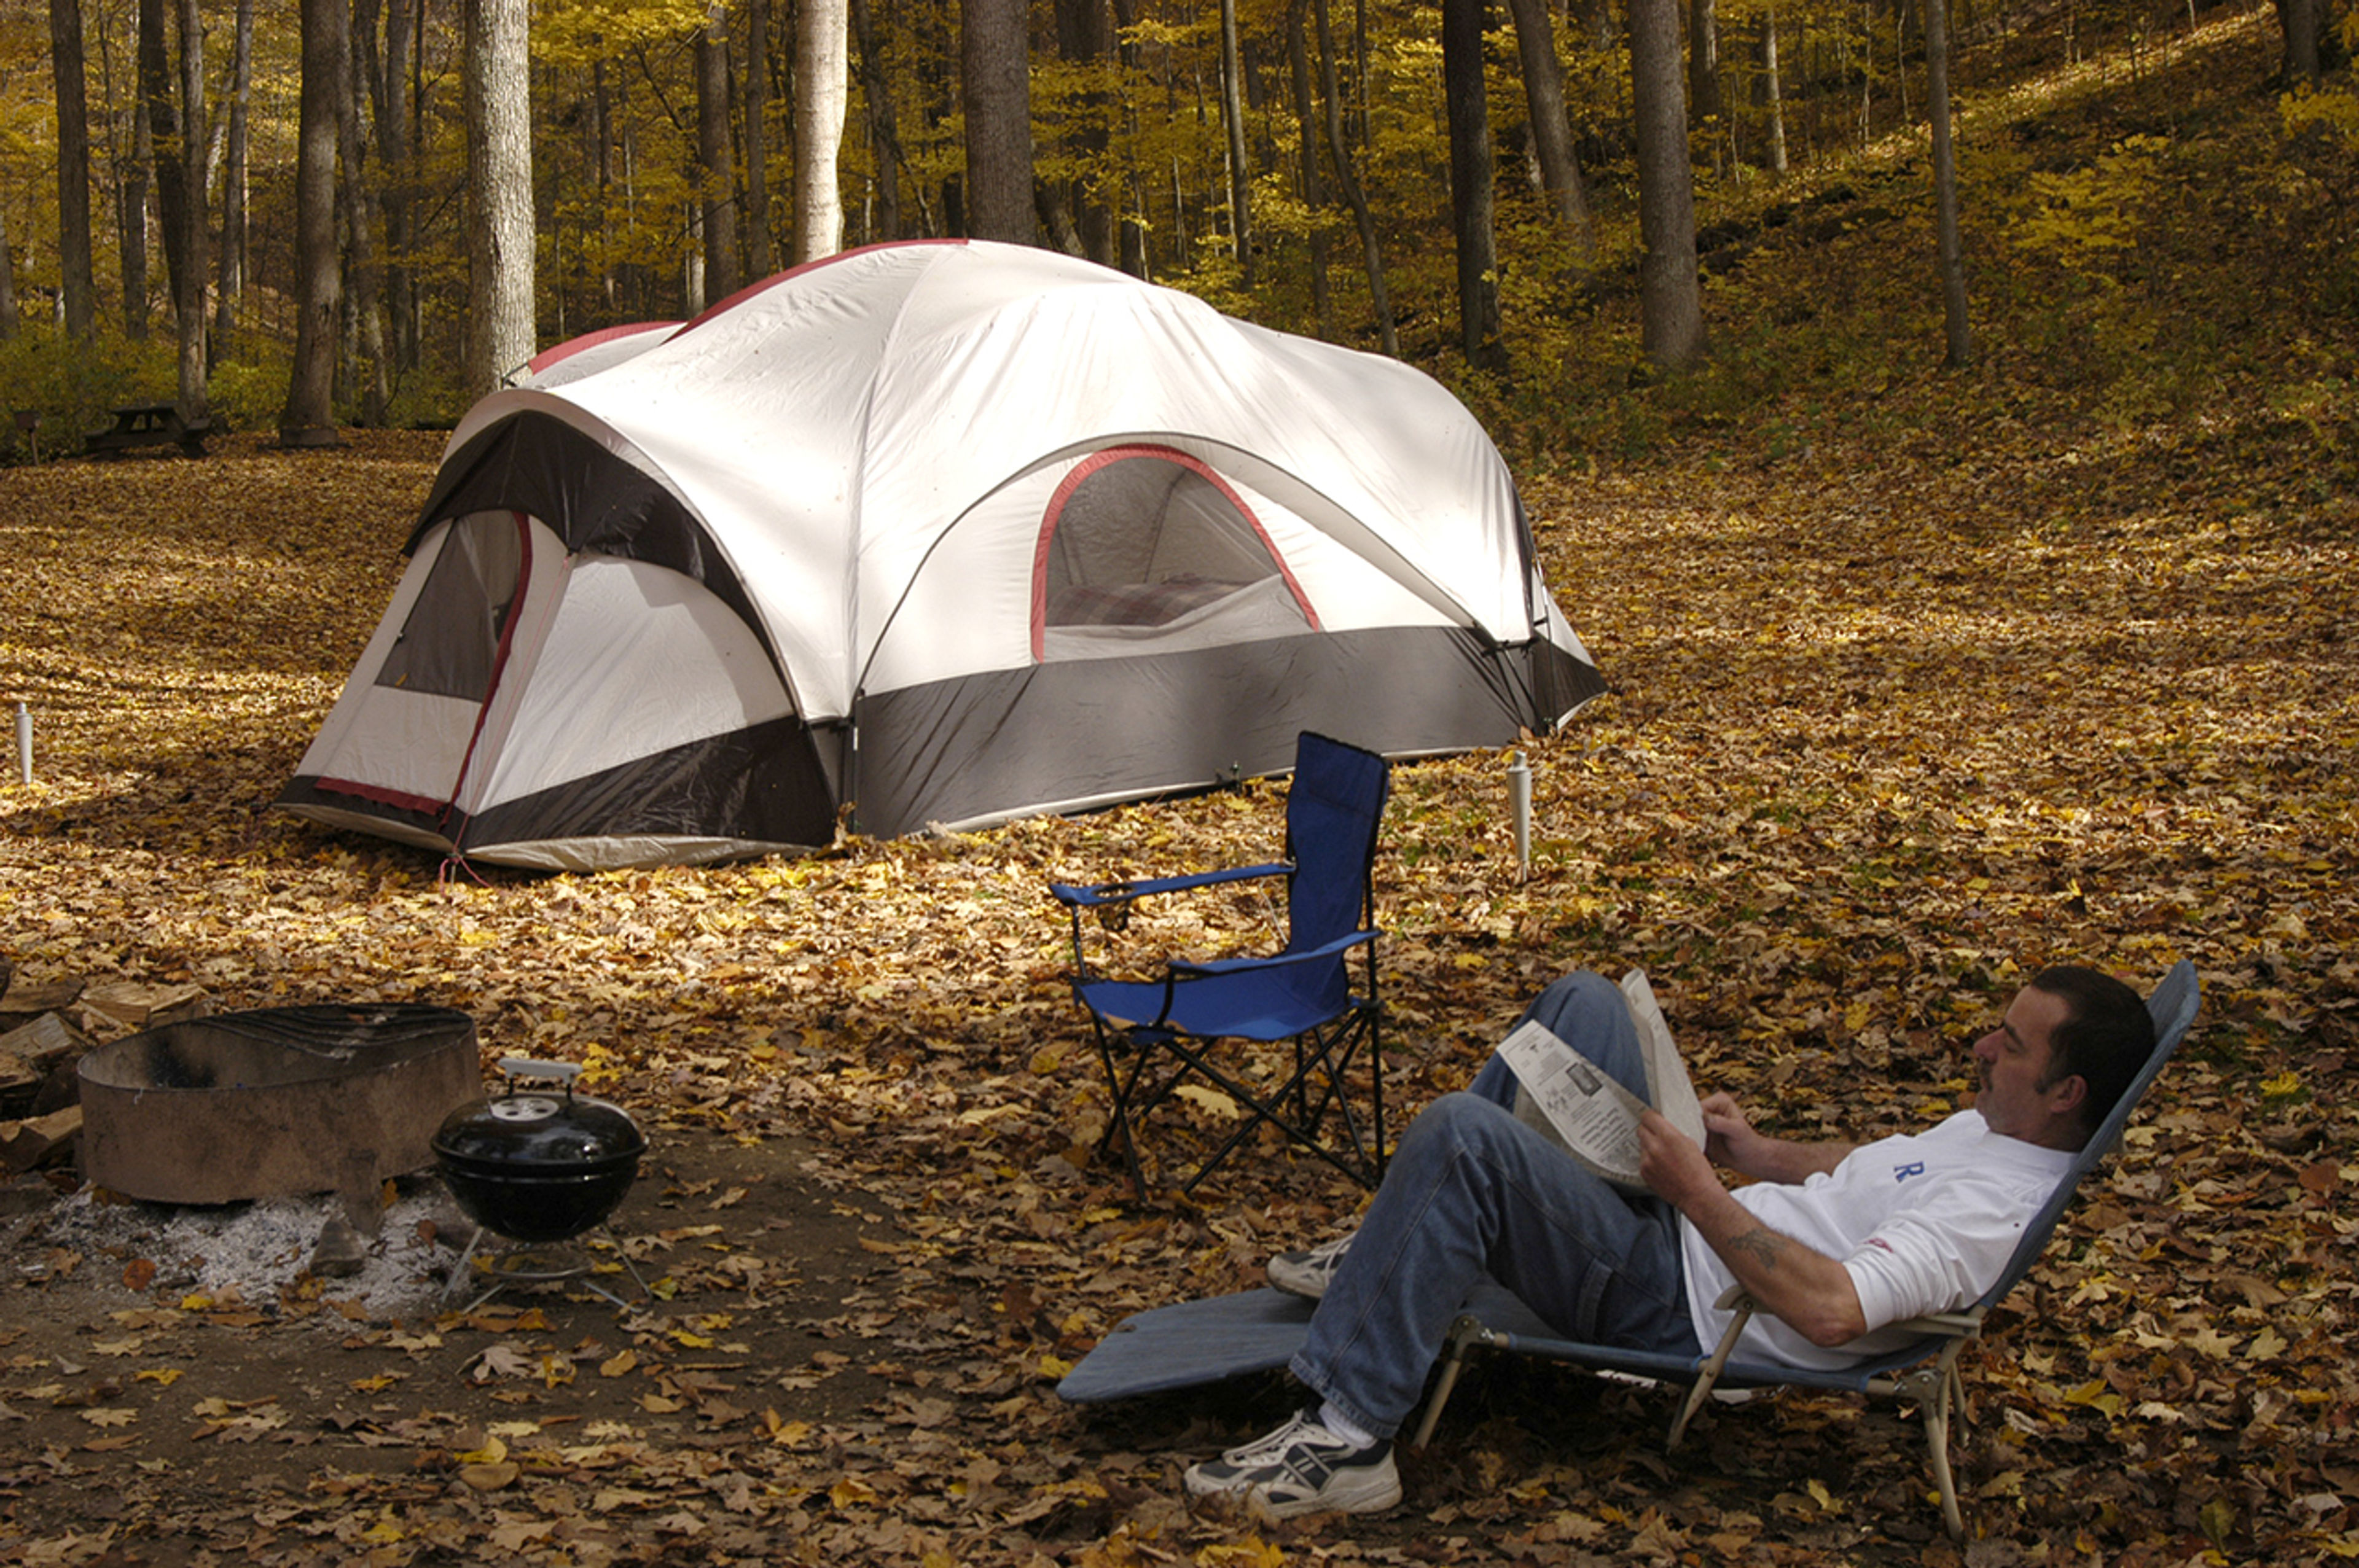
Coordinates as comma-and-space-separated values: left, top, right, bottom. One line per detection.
1644, 1104, 1870, 1349
1696, 1093, 1855, 1185
1637, 1108, 1719, 1208
1699, 1092, 1764, 1172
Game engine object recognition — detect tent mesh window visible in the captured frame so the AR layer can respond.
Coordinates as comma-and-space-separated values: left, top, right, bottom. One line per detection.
378, 513, 525, 701
1040, 451, 1302, 632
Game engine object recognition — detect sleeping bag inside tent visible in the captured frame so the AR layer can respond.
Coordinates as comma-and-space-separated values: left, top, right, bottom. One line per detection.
276, 239, 1604, 872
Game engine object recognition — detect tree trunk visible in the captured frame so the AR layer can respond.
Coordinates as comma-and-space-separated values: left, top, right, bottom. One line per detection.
697, 2, 740, 302
594, 57, 617, 306
1055, 0, 1116, 265
139, 0, 190, 330
1629, 0, 1704, 368
171, 0, 206, 420
1313, 0, 1394, 353
1442, 0, 1504, 370
2274, 0, 2321, 82
1218, 0, 1253, 279
915, 3, 960, 235
0, 202, 15, 337
1756, 2, 1788, 177
960, 0, 1035, 243
1501, 0, 1593, 252
50, 0, 96, 338
1033, 179, 1084, 254
213, 0, 251, 348
1689, 0, 1723, 157
745, 0, 775, 275
1924, 0, 1970, 367
850, 0, 912, 239
796, 0, 849, 263
120, 89, 151, 340
340, 0, 386, 421
1284, 0, 1334, 335
379, 0, 418, 369
281, 0, 343, 445
1110, 0, 1148, 275
464, 0, 534, 395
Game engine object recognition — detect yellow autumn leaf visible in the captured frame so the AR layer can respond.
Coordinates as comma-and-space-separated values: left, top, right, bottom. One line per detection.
1172, 1083, 1240, 1118
455, 1434, 508, 1465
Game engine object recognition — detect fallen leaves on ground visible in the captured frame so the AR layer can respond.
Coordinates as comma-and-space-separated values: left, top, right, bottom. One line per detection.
4, 85, 2359, 1568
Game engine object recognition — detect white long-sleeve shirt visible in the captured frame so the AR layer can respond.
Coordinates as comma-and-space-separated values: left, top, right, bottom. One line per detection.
1679, 1110, 2076, 1371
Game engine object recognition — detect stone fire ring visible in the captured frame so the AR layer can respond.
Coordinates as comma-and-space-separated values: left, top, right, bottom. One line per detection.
78, 1004, 482, 1206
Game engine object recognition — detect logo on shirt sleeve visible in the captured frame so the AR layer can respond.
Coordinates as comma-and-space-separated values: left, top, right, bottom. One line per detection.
1893, 1160, 1927, 1183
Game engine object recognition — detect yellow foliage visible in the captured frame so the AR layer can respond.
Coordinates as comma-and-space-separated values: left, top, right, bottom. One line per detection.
2279, 84, 2359, 146
2014, 135, 2170, 264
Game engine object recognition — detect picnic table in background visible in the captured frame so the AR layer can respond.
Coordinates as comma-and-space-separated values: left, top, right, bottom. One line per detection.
86, 404, 211, 459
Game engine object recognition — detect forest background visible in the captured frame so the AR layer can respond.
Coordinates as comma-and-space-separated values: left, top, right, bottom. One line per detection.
0, 0, 2341, 438
1, 0, 2357, 1561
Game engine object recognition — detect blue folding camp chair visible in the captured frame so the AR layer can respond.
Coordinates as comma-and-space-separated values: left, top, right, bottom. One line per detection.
1049, 731, 1390, 1198
1058, 960, 2200, 1539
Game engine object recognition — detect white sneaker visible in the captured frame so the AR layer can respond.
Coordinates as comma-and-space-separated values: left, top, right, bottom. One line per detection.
1183, 1407, 1401, 1520
1266, 1231, 1355, 1300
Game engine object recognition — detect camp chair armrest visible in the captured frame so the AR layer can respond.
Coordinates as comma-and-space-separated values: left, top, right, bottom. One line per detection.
1168, 926, 1379, 980
1050, 861, 1292, 908
1884, 1311, 1984, 1339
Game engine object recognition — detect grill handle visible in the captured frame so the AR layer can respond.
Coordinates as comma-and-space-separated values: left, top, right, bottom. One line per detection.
498, 1056, 585, 1095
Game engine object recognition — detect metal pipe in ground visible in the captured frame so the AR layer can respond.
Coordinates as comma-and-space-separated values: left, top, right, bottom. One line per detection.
1509, 750, 1532, 881
13, 702, 28, 785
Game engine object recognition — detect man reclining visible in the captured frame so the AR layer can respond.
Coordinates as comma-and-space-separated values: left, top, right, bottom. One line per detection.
1182, 965, 2157, 1521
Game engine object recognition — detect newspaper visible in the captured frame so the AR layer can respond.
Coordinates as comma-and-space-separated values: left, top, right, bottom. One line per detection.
1498, 969, 1706, 1195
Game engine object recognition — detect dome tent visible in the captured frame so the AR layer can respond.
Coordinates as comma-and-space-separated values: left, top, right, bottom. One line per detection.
277, 240, 1603, 872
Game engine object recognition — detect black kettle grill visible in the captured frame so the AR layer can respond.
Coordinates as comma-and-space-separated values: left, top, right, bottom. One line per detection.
431, 1057, 649, 1308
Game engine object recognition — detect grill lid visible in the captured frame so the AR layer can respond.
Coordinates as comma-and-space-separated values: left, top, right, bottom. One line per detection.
431, 1057, 646, 1174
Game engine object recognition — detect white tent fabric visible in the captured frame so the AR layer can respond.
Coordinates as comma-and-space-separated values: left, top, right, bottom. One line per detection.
280, 240, 1601, 870
516, 321, 682, 389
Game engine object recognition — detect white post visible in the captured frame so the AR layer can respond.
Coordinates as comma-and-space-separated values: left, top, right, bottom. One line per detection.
1508, 749, 1532, 881
14, 702, 29, 785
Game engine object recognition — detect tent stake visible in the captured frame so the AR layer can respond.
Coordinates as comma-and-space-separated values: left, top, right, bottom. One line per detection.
1509, 750, 1532, 881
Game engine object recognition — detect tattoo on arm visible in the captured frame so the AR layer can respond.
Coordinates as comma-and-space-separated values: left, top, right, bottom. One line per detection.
1725, 1226, 1788, 1271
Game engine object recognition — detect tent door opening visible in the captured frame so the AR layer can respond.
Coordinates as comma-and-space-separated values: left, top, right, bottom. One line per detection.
1031, 445, 1317, 661
333, 510, 534, 825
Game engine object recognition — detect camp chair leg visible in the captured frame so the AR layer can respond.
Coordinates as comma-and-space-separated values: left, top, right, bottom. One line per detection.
1669, 1298, 1753, 1449
1137, 1008, 1385, 1195
1892, 1360, 1966, 1540
1411, 1316, 1484, 1448
1888, 1346, 1971, 1540
1089, 1024, 1177, 1198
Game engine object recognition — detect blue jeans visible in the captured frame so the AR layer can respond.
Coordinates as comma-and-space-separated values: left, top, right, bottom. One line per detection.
1289, 970, 1701, 1438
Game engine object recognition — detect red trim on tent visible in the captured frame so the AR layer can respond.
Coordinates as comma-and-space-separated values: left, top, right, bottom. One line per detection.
442, 511, 535, 838
1029, 445, 1320, 662
675, 239, 972, 338
313, 778, 449, 816
526, 321, 679, 375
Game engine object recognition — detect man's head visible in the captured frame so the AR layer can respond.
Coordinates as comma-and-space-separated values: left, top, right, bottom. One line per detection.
1971, 966, 2156, 1150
